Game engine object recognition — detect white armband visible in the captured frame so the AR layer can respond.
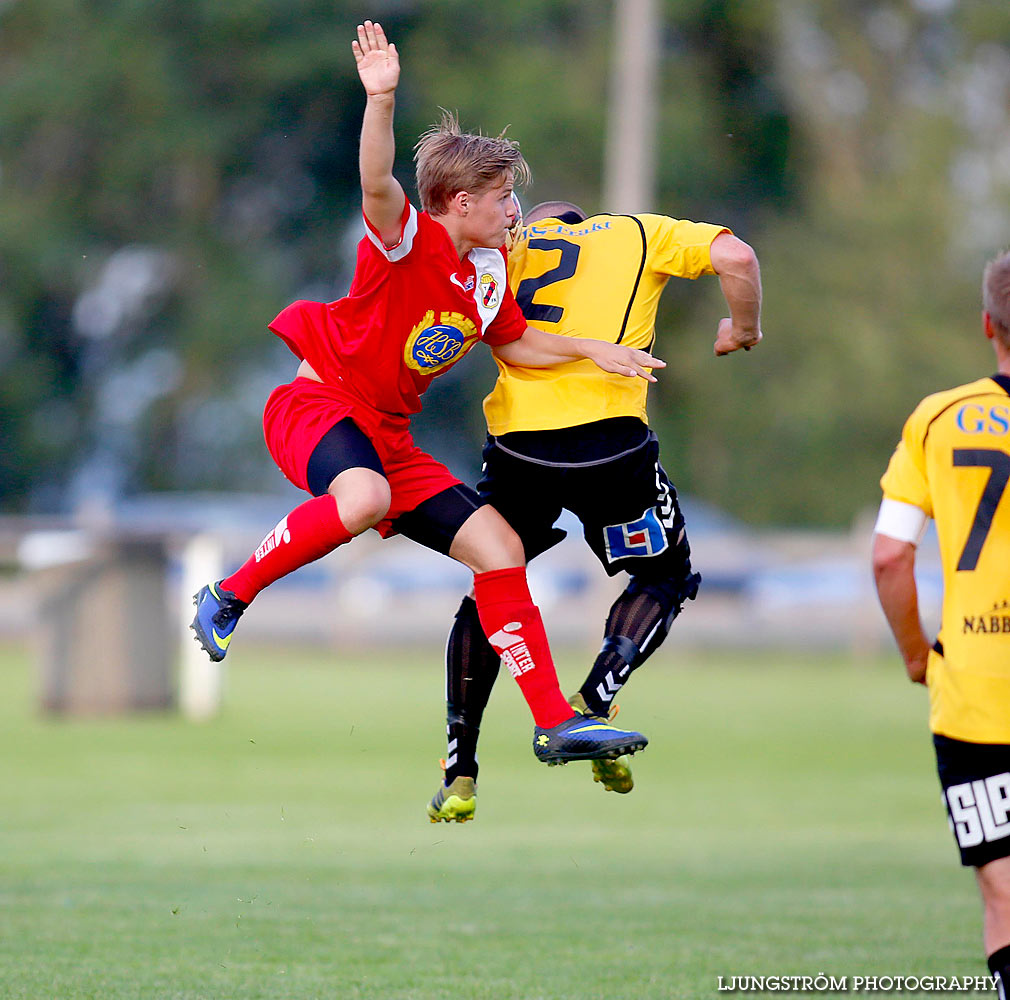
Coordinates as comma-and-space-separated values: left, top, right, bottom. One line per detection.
873, 498, 929, 545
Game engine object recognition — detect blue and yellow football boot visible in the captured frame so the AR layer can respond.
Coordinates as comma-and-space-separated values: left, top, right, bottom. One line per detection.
427, 774, 477, 823
569, 694, 635, 794
533, 710, 647, 766
190, 581, 247, 662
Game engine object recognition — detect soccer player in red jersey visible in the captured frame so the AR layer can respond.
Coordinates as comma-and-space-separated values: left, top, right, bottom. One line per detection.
191, 20, 659, 772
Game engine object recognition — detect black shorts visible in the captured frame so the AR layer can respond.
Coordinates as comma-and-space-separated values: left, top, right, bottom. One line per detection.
478, 418, 692, 581
935, 733, 1010, 867
392, 483, 485, 557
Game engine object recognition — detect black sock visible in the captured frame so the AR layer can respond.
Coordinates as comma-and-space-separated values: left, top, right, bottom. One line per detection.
444, 596, 500, 784
579, 641, 634, 717
989, 944, 1010, 1000
579, 586, 669, 716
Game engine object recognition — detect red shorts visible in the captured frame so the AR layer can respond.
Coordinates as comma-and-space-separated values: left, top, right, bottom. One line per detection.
263, 377, 461, 538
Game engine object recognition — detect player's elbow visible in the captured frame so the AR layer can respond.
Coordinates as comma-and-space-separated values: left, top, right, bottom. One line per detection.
711, 233, 759, 277
492, 341, 525, 368
871, 533, 915, 583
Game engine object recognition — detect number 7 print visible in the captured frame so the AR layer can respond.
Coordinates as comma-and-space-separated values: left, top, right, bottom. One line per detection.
953, 448, 1010, 571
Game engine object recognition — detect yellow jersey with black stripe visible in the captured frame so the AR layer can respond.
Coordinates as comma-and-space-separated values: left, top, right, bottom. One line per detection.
880, 375, 1010, 742
483, 213, 728, 435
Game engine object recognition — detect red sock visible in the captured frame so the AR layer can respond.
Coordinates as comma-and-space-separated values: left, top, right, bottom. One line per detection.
222, 494, 353, 603
472, 567, 573, 729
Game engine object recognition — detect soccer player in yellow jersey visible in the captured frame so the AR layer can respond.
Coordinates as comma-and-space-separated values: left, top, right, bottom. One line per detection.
427, 200, 762, 822
873, 249, 1010, 987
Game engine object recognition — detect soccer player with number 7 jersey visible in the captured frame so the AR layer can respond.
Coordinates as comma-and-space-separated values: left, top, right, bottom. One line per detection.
873, 249, 1010, 988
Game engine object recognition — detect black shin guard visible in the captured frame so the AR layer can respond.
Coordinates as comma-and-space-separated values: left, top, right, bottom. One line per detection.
444, 596, 501, 783
578, 573, 700, 716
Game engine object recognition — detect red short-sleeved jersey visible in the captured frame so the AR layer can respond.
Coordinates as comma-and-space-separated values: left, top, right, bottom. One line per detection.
269, 196, 527, 417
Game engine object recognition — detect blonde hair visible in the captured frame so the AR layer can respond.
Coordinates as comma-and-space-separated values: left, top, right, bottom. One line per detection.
983, 249, 1010, 347
414, 110, 531, 215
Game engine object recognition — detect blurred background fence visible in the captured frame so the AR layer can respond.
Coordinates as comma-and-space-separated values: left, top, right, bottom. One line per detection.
0, 491, 942, 716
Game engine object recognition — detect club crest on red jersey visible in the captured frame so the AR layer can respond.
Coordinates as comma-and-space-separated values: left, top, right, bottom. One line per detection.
479, 273, 500, 308
404, 310, 479, 374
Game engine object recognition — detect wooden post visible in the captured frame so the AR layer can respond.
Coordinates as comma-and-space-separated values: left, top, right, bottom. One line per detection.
603, 0, 660, 214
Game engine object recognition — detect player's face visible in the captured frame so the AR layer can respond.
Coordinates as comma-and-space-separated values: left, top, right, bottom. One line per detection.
465, 171, 517, 248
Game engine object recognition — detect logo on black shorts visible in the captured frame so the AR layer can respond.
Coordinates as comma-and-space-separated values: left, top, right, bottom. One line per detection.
602, 507, 669, 563
946, 773, 1010, 849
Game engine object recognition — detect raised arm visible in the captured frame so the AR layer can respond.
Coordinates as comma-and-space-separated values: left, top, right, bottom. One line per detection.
493, 326, 665, 381
709, 232, 763, 356
352, 20, 405, 245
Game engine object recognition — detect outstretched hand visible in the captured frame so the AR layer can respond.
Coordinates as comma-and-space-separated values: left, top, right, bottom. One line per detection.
584, 342, 665, 382
352, 20, 399, 96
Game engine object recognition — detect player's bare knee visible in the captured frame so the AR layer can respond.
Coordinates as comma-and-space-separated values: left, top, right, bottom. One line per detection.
331, 476, 391, 534
344, 492, 391, 534
448, 504, 526, 573
458, 527, 525, 574
480, 527, 526, 572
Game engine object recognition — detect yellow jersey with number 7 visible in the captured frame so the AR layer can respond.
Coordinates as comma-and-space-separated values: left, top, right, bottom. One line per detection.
880, 375, 1010, 742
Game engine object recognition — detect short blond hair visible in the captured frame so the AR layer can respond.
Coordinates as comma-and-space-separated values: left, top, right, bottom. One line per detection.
983, 250, 1010, 347
414, 110, 531, 215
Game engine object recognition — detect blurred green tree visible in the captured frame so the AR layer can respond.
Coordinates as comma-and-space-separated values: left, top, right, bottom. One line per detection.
669, 0, 1010, 525
0, 0, 396, 507
2, 0, 1006, 528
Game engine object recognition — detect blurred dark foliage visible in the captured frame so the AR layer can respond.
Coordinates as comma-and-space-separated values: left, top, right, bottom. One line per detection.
1, 0, 1006, 525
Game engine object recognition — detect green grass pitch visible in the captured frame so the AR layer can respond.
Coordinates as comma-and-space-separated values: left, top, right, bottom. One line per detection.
0, 641, 988, 999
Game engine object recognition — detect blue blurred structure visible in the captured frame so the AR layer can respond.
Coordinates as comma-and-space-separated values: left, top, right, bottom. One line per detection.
2, 491, 940, 662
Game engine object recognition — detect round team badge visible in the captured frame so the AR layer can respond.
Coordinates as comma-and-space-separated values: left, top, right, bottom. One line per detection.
404, 310, 479, 374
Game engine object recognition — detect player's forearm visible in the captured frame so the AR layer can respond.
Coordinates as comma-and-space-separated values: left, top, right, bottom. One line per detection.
359, 93, 398, 200
710, 234, 762, 345
872, 542, 931, 677
496, 327, 587, 366
494, 327, 663, 380
875, 568, 929, 658
718, 258, 762, 342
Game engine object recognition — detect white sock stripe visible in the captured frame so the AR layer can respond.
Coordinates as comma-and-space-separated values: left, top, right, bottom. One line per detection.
640, 618, 662, 652
443, 628, 452, 702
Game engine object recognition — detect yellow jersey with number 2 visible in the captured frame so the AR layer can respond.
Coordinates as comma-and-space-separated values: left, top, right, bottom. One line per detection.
880, 375, 1010, 742
483, 213, 728, 436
